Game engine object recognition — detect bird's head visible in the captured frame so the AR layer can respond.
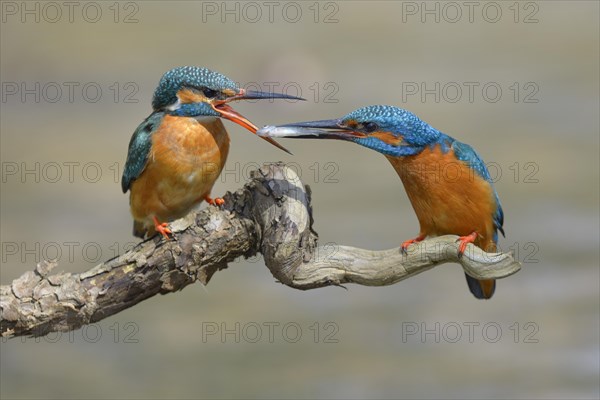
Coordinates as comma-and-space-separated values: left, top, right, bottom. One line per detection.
257, 105, 441, 157
152, 66, 304, 153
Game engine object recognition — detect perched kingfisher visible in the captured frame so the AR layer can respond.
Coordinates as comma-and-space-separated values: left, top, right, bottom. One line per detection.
257, 105, 504, 299
122, 66, 303, 239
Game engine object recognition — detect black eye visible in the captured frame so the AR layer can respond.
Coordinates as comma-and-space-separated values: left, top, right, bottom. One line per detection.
202, 88, 219, 98
363, 122, 379, 133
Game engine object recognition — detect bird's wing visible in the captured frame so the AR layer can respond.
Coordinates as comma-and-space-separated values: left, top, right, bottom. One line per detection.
452, 140, 505, 238
121, 112, 164, 193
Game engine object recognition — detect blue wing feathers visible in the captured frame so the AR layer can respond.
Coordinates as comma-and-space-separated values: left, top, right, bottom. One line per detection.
452, 140, 492, 182
494, 202, 505, 238
121, 112, 164, 193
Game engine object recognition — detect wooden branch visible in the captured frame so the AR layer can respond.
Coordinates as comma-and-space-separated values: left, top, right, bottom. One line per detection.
0, 163, 520, 338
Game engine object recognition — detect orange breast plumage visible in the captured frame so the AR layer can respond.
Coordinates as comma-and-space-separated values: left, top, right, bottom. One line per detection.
387, 144, 498, 251
129, 115, 230, 233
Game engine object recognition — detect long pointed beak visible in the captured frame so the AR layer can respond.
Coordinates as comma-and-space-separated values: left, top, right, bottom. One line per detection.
257, 119, 366, 141
235, 89, 305, 101
211, 89, 305, 155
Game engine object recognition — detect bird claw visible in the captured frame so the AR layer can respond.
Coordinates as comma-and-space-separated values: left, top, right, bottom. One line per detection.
156, 223, 172, 240
204, 195, 225, 207
456, 232, 478, 258
401, 235, 426, 255
153, 216, 173, 241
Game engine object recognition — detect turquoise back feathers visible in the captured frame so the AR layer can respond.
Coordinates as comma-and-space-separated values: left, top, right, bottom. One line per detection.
121, 112, 164, 193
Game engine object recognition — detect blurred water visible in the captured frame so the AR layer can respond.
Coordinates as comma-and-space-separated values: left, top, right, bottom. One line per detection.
1, 1, 599, 399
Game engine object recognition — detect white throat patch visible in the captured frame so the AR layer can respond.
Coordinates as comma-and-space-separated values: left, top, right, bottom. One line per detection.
166, 98, 182, 111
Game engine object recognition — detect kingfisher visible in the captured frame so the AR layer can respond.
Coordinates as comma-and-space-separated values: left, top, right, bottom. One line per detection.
122, 66, 303, 239
257, 105, 504, 299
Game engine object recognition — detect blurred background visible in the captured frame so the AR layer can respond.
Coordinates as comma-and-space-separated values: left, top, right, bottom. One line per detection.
1, 1, 598, 399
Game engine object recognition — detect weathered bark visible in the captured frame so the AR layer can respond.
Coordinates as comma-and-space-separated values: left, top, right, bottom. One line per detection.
0, 163, 520, 338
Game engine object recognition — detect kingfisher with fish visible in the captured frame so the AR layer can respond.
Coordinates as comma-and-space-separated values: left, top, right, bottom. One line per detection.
121, 66, 303, 239
257, 105, 504, 299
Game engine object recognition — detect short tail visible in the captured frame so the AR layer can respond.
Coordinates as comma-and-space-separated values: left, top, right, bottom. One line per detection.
465, 234, 498, 299
465, 274, 496, 299
133, 220, 149, 239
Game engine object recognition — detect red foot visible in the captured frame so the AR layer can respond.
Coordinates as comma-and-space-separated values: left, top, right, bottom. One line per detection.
401, 234, 426, 254
204, 195, 225, 206
457, 231, 478, 258
153, 216, 172, 240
